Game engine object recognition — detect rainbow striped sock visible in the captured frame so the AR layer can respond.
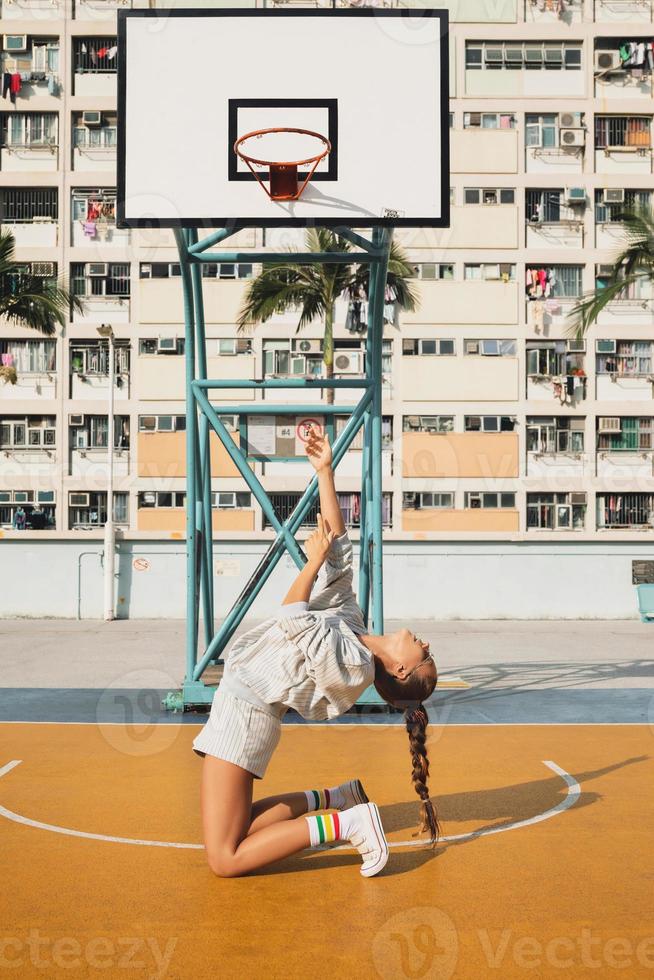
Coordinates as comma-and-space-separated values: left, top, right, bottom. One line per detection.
305, 812, 342, 847
304, 788, 332, 812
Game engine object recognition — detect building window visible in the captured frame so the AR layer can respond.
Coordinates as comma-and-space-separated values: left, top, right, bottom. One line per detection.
0, 187, 58, 222
526, 189, 566, 223
526, 341, 584, 377
464, 188, 515, 205
70, 414, 129, 449
0, 416, 56, 449
525, 113, 559, 149
596, 340, 652, 377
527, 493, 586, 530
595, 264, 650, 301
69, 491, 127, 529
594, 188, 651, 223
527, 417, 585, 453
403, 415, 454, 434
201, 263, 254, 280
73, 37, 118, 74
464, 263, 515, 281
464, 492, 516, 509
138, 415, 186, 433
138, 338, 185, 356
526, 265, 582, 299
71, 188, 116, 228
334, 415, 392, 450
72, 112, 117, 150
595, 116, 651, 149
139, 263, 181, 279
403, 492, 454, 510
265, 492, 391, 529
138, 492, 186, 509
463, 112, 516, 129
410, 263, 454, 280
216, 338, 253, 355
2, 112, 57, 147
464, 416, 516, 432
466, 42, 581, 72
465, 339, 516, 356
0, 339, 55, 373
597, 493, 654, 529
263, 340, 323, 378
211, 492, 252, 509
70, 341, 129, 376
597, 417, 653, 451
0, 490, 55, 529
71, 262, 130, 297
0, 37, 59, 76
402, 339, 455, 356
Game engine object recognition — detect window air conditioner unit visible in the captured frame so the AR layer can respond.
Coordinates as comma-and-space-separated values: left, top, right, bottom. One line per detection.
157, 337, 177, 352
82, 111, 102, 127
294, 338, 322, 354
560, 112, 582, 129
3, 34, 27, 52
567, 338, 586, 353
596, 339, 616, 353
31, 261, 55, 277
570, 492, 587, 505
217, 492, 236, 508
560, 129, 585, 147
598, 416, 621, 432
69, 492, 90, 506
69, 413, 85, 426
565, 187, 586, 204
603, 188, 624, 204
404, 493, 417, 506
334, 351, 362, 373
466, 341, 479, 355
88, 263, 108, 276
597, 265, 616, 278
595, 50, 620, 72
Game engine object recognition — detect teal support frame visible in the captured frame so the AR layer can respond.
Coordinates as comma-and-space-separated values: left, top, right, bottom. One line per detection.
165, 226, 393, 710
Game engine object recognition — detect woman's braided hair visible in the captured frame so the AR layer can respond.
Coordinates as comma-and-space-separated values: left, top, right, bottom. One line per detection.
373, 660, 440, 845
405, 703, 439, 844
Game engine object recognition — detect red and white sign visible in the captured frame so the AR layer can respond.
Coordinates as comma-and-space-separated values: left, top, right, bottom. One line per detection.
295, 417, 323, 454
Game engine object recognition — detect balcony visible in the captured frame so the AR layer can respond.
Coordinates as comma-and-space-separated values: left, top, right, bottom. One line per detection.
525, 0, 582, 22
72, 37, 117, 97
402, 432, 519, 479
402, 355, 519, 402
69, 343, 129, 401
0, 39, 60, 99
0, 443, 56, 475
2, 215, 58, 247
594, 0, 653, 22
595, 116, 652, 174
71, 192, 128, 248
594, 43, 653, 100
597, 448, 654, 479
525, 189, 585, 249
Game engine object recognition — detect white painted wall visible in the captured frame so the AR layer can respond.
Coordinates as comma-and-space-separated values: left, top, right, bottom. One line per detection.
0, 538, 650, 621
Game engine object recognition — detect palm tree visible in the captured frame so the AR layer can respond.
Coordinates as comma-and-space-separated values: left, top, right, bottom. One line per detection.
236, 228, 418, 403
0, 229, 84, 384
568, 201, 654, 339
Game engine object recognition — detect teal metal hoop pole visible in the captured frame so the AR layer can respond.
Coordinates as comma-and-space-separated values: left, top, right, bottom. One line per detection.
169, 225, 393, 708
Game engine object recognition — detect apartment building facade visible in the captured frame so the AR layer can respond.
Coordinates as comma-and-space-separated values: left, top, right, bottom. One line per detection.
1, 0, 654, 547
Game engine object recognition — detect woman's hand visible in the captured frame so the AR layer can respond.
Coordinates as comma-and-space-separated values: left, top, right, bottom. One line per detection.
305, 514, 336, 569
305, 425, 332, 473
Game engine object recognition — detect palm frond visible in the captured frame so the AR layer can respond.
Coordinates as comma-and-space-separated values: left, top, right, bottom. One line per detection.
0, 275, 84, 335
566, 273, 644, 338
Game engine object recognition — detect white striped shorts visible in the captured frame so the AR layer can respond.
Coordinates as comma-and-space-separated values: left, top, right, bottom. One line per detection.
191, 687, 284, 779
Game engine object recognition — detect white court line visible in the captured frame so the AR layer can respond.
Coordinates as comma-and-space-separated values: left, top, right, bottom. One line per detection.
0, 759, 579, 852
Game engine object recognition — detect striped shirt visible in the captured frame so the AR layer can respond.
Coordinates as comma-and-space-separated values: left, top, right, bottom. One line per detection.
223, 532, 375, 721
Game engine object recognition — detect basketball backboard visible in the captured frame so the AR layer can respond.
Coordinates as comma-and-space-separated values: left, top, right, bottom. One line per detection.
117, 8, 449, 228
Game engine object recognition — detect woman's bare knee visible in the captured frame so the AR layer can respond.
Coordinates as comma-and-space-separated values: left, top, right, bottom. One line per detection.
206, 848, 244, 878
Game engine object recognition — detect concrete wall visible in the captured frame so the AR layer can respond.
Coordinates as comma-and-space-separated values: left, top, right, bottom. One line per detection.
402, 432, 519, 478
0, 537, 651, 621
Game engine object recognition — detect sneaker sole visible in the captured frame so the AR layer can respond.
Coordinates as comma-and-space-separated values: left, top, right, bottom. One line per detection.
351, 778, 369, 806
358, 802, 389, 878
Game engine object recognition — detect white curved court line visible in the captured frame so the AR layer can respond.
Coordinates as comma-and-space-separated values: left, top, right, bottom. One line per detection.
0, 759, 579, 852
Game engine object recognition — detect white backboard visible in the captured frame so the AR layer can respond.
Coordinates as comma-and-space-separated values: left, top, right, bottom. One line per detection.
117, 8, 450, 228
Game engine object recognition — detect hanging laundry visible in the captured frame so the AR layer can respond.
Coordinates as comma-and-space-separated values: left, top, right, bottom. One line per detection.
2, 72, 12, 101
8, 72, 21, 105
106, 46, 117, 60
81, 42, 87, 53
97, 46, 108, 59
90, 47, 97, 65
82, 220, 97, 238
47, 74, 57, 96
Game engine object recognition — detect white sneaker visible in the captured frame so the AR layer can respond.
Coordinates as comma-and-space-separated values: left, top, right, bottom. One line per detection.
336, 778, 369, 810
344, 802, 389, 878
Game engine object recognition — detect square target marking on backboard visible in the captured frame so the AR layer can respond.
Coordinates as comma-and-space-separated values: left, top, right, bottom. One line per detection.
117, 8, 450, 228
